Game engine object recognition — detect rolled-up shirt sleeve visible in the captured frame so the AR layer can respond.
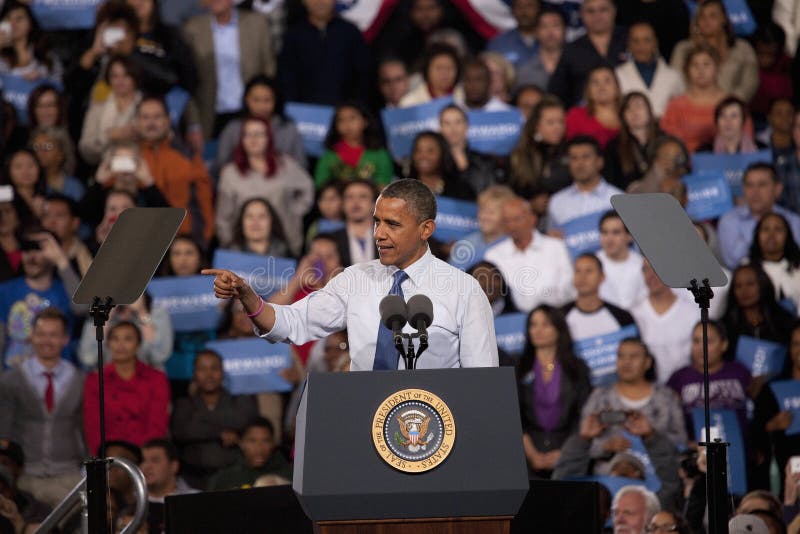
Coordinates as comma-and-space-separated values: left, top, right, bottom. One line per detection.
458, 278, 499, 367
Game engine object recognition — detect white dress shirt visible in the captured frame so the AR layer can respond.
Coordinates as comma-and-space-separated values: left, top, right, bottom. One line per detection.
484, 231, 575, 312
632, 296, 699, 383
258, 248, 498, 371
547, 179, 622, 229
597, 249, 648, 310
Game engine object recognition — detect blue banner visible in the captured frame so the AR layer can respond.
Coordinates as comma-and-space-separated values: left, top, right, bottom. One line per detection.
685, 0, 756, 36
769, 380, 800, 436
561, 211, 603, 260
147, 275, 220, 333
316, 218, 345, 234
212, 249, 296, 299
31, 0, 102, 30
621, 430, 661, 493
0, 75, 60, 127
691, 150, 772, 198
494, 312, 527, 357
381, 97, 453, 159
683, 172, 734, 221
735, 336, 787, 380
465, 109, 523, 156
573, 324, 639, 386
205, 338, 293, 394
285, 102, 335, 157
433, 196, 479, 242
691, 408, 748, 495
165, 86, 190, 126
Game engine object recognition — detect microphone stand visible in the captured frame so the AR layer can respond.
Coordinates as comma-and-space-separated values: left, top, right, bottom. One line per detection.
395, 328, 429, 370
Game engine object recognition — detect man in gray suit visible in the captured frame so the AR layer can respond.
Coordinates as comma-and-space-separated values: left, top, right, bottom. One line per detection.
0, 308, 85, 508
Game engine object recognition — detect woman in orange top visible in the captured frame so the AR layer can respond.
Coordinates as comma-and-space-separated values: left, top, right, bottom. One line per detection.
660, 45, 727, 153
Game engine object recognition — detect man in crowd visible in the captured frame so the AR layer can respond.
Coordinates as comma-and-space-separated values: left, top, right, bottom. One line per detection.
41, 195, 93, 278
516, 7, 566, 90
449, 185, 514, 271
377, 58, 410, 109
596, 211, 648, 310
141, 439, 197, 533
329, 180, 378, 267
612, 486, 661, 534
486, 0, 541, 68
459, 58, 512, 111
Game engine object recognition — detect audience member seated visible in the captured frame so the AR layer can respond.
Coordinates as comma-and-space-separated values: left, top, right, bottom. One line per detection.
759, 98, 795, 155
30, 127, 84, 202
563, 253, 636, 342
406, 131, 475, 200
747, 213, 800, 313
613, 486, 662, 534
136, 96, 215, 243
40, 194, 92, 278
0, 308, 84, 508
485, 196, 573, 312
207, 417, 292, 491
457, 58, 511, 111
696, 97, 763, 154
215, 116, 313, 255
78, 55, 141, 166
226, 198, 289, 258
627, 135, 691, 194
306, 330, 351, 374
439, 105, 496, 195
83, 322, 170, 456
314, 102, 394, 189
277, 0, 369, 106
26, 86, 66, 134
327, 180, 377, 267
0, 2, 62, 83
547, 136, 621, 230
547, 0, 627, 107
161, 235, 206, 277
400, 43, 462, 107
718, 163, 800, 269
632, 260, 698, 382
603, 92, 661, 191
615, 22, 684, 118
0, 443, 49, 534
597, 211, 647, 310
3, 148, 46, 219
564, 66, 621, 150
182, 0, 274, 145
515, 7, 565, 91
513, 84, 543, 121
517, 305, 591, 478
305, 181, 343, 244
448, 185, 514, 271
777, 110, 800, 215
215, 76, 306, 173
486, 0, 539, 69
376, 57, 410, 109
468, 261, 517, 317
670, 0, 759, 103
140, 438, 197, 533
478, 52, 515, 104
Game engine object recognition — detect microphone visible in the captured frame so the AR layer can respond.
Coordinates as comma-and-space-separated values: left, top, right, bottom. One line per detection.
379, 295, 407, 345
406, 294, 433, 343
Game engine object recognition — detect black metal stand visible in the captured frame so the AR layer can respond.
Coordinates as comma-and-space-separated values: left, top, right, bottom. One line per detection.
688, 279, 729, 534
394, 332, 429, 370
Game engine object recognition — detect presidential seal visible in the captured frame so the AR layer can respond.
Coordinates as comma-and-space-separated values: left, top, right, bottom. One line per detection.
372, 389, 455, 473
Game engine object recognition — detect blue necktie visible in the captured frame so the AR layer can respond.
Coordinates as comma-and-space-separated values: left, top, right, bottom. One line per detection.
373, 270, 408, 370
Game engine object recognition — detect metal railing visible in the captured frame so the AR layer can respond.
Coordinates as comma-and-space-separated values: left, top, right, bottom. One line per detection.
34, 457, 148, 534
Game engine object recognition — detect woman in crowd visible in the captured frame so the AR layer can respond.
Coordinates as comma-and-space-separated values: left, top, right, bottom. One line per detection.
627, 135, 691, 194
83, 321, 170, 455
513, 85, 544, 121
747, 213, 800, 314
696, 97, 761, 154
228, 198, 289, 258
480, 51, 515, 104
305, 181, 344, 244
215, 116, 314, 256
0, 1, 62, 82
565, 66, 621, 150
670, 0, 758, 102
603, 92, 661, 191
26, 84, 67, 130
760, 98, 795, 153
438, 104, 495, 196
517, 305, 591, 478
406, 130, 474, 200
660, 45, 727, 153
215, 75, 306, 172
78, 55, 141, 165
0, 195, 32, 282
314, 102, 394, 189
162, 235, 205, 277
30, 126, 84, 201
3, 147, 45, 218
400, 43, 462, 107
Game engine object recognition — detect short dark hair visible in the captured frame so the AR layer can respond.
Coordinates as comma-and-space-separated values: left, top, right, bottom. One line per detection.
95, 1, 139, 35
142, 439, 178, 462
44, 193, 79, 218
566, 135, 602, 156
32, 307, 68, 333
714, 96, 748, 124
421, 43, 461, 85
108, 320, 142, 345
137, 94, 168, 116
243, 75, 285, 119
242, 417, 275, 439
575, 252, 603, 273
536, 5, 566, 27
618, 337, 657, 382
598, 210, 626, 232
193, 349, 223, 371
104, 55, 141, 88
694, 319, 728, 342
103, 440, 142, 463
341, 178, 379, 200
743, 162, 779, 184
380, 179, 438, 223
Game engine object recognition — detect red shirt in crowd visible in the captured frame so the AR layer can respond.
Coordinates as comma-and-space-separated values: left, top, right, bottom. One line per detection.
565, 106, 620, 150
83, 361, 170, 455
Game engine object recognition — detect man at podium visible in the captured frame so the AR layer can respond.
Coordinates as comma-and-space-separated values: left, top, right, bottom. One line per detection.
204, 179, 498, 371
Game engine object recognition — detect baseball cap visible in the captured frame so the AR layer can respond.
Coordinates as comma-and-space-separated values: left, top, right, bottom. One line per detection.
0, 440, 24, 467
728, 514, 770, 534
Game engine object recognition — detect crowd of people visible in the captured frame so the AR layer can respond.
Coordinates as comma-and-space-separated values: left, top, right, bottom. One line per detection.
0, 0, 797, 532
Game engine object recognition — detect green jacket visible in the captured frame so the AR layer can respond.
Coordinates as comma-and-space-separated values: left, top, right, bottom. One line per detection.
314, 149, 394, 188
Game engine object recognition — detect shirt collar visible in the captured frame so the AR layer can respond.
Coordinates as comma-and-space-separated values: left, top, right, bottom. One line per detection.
569, 179, 610, 196
386, 247, 433, 288
27, 356, 66, 378
211, 8, 238, 30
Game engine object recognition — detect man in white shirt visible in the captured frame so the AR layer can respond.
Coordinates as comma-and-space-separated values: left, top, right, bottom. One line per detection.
204, 179, 498, 371
329, 180, 378, 267
596, 211, 648, 309
484, 196, 574, 312
548, 136, 622, 229
631, 260, 699, 383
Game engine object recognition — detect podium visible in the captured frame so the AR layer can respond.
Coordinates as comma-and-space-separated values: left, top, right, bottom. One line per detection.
293, 368, 528, 534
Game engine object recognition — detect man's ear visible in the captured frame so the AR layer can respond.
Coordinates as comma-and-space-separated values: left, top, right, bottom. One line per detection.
420, 219, 436, 241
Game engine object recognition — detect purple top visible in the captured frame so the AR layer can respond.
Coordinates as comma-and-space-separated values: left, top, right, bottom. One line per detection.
534, 360, 563, 432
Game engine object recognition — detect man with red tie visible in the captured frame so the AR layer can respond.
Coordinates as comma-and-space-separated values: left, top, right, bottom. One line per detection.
0, 308, 85, 507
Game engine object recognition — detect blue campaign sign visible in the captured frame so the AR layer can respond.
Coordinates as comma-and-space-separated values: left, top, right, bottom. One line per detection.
621, 430, 661, 493
561, 211, 603, 260
494, 312, 527, 357
382, 97, 453, 159
574, 324, 639, 386
31, 0, 103, 30
691, 408, 748, 495
769, 380, 800, 436
433, 196, 479, 242
206, 338, 293, 395
316, 218, 345, 234
735, 336, 787, 380
465, 109, 524, 155
683, 172, 734, 221
147, 275, 221, 333
0, 75, 60, 126
212, 249, 296, 299
285, 102, 335, 157
165, 87, 190, 126
691, 150, 772, 198
685, 0, 756, 35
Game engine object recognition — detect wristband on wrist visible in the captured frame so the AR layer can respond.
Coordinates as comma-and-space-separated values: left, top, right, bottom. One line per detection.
246, 298, 265, 318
